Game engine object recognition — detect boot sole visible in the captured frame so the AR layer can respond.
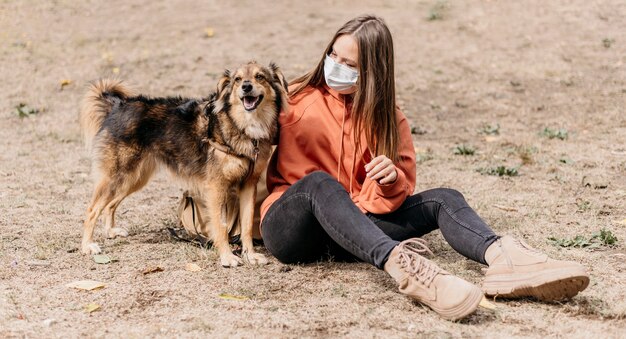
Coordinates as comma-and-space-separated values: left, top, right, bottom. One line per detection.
482, 268, 590, 301
426, 285, 484, 321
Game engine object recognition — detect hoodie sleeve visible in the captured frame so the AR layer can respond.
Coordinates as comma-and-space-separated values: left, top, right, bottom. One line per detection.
354, 109, 416, 214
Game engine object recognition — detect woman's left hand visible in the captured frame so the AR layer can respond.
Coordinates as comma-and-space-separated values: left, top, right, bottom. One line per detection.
365, 155, 397, 185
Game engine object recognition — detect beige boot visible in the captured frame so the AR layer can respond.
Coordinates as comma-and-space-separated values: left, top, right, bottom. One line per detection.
384, 239, 483, 321
482, 236, 590, 300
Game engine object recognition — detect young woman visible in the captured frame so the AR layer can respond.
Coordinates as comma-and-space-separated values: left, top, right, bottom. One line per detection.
259, 15, 589, 320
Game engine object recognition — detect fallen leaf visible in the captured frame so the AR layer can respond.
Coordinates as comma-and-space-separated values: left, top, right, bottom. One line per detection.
112, 67, 120, 74
42, 318, 56, 327
479, 296, 497, 310
142, 266, 163, 275
218, 293, 249, 301
185, 263, 202, 272
84, 303, 100, 313
66, 280, 106, 291
205, 27, 215, 38
93, 254, 114, 264
59, 79, 71, 89
484, 135, 500, 143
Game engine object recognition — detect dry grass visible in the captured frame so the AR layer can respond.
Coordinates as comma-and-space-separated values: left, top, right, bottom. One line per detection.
1, 0, 625, 337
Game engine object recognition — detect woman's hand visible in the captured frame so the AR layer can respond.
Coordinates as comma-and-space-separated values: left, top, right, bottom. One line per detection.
365, 155, 397, 185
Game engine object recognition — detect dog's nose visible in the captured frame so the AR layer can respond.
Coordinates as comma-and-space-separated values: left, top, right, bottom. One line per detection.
242, 81, 253, 93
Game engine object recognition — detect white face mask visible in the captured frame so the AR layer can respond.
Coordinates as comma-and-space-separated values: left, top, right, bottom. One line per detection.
323, 54, 359, 92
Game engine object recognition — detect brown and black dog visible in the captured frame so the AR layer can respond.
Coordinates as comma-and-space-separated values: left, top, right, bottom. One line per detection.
79, 62, 288, 267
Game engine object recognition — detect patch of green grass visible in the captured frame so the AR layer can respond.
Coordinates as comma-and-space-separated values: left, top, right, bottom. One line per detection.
602, 38, 615, 48
477, 166, 519, 177
575, 199, 591, 212
541, 127, 568, 140
548, 228, 618, 248
595, 228, 618, 245
14, 103, 39, 118
427, 0, 448, 21
416, 152, 434, 163
479, 123, 500, 135
453, 144, 476, 156
332, 284, 348, 298
410, 126, 427, 135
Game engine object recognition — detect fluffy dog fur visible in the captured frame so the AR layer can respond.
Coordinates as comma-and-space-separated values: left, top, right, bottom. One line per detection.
80, 62, 288, 267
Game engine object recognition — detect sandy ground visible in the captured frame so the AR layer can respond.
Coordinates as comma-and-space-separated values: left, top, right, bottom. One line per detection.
1, 0, 625, 337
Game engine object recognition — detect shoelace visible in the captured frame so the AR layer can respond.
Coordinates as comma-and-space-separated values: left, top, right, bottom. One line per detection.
397, 238, 442, 287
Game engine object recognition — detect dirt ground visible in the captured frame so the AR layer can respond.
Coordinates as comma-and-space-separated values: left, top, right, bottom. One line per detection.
1, 0, 625, 337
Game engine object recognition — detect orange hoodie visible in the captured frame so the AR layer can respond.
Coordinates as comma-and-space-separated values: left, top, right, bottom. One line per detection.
260, 85, 416, 222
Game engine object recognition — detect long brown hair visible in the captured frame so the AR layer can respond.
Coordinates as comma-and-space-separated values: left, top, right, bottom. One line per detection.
291, 15, 399, 161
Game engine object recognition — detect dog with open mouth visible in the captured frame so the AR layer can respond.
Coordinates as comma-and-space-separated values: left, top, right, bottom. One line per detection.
79, 61, 288, 267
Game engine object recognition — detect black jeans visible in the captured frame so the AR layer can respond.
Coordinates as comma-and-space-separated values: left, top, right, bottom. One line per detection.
261, 171, 498, 269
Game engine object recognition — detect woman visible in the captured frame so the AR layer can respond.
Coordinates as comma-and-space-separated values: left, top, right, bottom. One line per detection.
259, 15, 589, 320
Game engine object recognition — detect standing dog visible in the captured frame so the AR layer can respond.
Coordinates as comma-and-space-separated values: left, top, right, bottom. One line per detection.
80, 62, 288, 267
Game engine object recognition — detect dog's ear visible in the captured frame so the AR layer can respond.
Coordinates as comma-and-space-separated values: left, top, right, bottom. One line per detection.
213, 70, 232, 114
216, 69, 232, 95
269, 62, 288, 93
268, 63, 289, 117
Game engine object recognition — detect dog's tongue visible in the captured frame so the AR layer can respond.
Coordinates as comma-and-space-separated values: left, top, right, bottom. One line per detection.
244, 96, 258, 110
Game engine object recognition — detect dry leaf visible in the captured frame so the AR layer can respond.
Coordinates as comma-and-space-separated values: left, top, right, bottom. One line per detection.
205, 27, 215, 37
484, 135, 500, 143
66, 280, 106, 291
42, 318, 56, 327
218, 293, 249, 301
479, 296, 497, 310
142, 266, 163, 275
112, 67, 120, 74
93, 254, 113, 264
85, 303, 100, 313
59, 79, 72, 89
185, 263, 202, 272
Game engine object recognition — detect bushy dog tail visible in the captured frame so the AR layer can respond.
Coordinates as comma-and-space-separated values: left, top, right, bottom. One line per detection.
80, 79, 133, 149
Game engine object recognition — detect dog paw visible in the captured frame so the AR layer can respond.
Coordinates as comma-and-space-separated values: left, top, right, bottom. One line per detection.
82, 243, 102, 255
243, 252, 269, 266
220, 253, 243, 268
107, 227, 128, 239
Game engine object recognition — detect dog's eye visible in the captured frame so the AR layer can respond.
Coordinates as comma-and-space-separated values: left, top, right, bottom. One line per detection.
234, 76, 242, 82
255, 74, 265, 81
